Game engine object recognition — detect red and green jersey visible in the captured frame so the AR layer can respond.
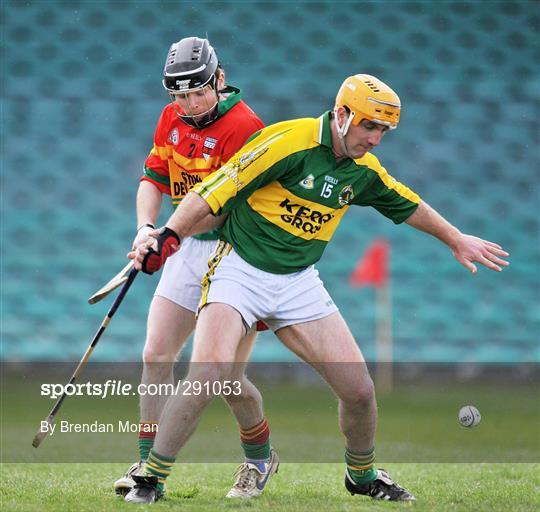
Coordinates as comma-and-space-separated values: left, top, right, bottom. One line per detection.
142, 86, 264, 238
193, 111, 420, 273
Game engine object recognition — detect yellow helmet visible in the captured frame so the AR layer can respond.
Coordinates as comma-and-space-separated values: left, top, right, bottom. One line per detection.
335, 74, 401, 130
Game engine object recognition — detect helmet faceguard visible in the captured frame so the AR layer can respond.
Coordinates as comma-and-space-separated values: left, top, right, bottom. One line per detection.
334, 74, 401, 157
170, 83, 220, 129
163, 37, 221, 128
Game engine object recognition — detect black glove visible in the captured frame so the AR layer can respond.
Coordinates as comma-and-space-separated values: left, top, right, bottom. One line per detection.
141, 227, 181, 275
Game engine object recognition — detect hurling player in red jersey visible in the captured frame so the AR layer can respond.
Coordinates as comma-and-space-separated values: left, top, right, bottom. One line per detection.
114, 37, 278, 500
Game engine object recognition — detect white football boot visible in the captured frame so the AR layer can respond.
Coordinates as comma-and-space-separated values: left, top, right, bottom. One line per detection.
113, 460, 144, 496
226, 449, 279, 498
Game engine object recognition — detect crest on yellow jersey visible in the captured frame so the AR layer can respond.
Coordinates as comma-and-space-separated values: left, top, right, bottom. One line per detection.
299, 174, 315, 190
338, 185, 354, 206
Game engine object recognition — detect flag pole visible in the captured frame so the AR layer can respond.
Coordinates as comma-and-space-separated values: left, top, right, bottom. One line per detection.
375, 277, 393, 394
349, 238, 393, 393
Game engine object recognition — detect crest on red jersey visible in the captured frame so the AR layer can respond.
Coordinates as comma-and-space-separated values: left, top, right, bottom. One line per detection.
202, 136, 218, 160
168, 128, 179, 145
203, 137, 217, 150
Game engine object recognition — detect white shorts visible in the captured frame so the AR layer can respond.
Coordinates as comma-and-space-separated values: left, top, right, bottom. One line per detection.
154, 237, 218, 313
200, 242, 339, 331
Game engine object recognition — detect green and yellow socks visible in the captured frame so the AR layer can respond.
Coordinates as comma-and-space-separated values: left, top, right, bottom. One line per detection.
143, 450, 175, 492
139, 419, 272, 492
345, 447, 377, 485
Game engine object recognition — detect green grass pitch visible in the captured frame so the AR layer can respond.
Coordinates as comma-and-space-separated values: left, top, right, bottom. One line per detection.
1, 462, 539, 511
1, 374, 538, 510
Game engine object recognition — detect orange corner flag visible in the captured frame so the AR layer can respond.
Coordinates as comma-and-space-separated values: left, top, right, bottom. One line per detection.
349, 239, 390, 288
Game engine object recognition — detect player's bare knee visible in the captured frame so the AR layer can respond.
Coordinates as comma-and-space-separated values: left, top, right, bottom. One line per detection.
142, 336, 179, 364
339, 377, 375, 407
186, 364, 222, 388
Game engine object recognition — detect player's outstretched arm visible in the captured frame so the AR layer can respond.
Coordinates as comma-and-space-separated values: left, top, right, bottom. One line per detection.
404, 200, 510, 274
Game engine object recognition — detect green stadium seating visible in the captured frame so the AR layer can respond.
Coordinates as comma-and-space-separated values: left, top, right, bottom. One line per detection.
1, 0, 538, 362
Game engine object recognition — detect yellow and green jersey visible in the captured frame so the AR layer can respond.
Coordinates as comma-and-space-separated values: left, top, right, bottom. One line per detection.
193, 111, 420, 274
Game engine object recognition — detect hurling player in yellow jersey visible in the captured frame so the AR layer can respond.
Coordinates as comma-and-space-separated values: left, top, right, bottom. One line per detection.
128, 74, 509, 503
115, 37, 278, 501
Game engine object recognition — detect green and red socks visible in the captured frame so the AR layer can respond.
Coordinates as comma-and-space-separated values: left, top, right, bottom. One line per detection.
345, 446, 377, 485
240, 418, 271, 461
138, 422, 158, 461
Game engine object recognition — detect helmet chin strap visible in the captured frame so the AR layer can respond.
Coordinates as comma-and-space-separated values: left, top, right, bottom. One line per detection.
334, 108, 355, 158
170, 87, 220, 128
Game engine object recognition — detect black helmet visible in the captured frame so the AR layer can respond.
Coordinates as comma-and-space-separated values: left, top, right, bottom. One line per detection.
162, 37, 219, 94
